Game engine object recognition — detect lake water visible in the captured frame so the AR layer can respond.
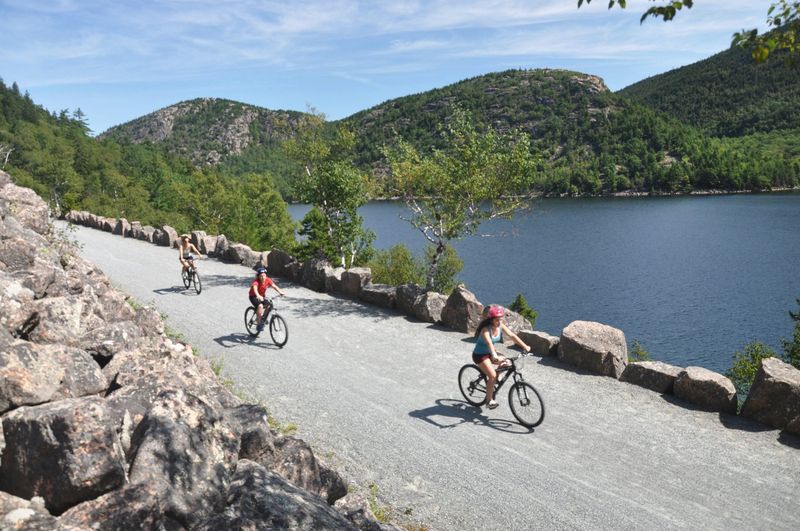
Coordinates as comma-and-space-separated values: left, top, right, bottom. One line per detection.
288, 193, 800, 373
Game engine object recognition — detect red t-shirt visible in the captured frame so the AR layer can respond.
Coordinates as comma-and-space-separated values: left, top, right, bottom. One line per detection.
249, 277, 273, 297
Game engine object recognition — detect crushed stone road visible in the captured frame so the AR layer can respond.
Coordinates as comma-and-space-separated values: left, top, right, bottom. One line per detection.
67, 223, 800, 531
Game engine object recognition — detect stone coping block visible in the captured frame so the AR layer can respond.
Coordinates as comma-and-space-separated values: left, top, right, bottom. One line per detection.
620, 361, 683, 393
559, 320, 628, 378
518, 330, 559, 357
340, 268, 371, 297
674, 366, 737, 414
359, 283, 396, 309
741, 357, 800, 434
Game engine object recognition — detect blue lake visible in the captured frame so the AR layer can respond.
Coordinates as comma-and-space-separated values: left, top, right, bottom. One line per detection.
289, 193, 800, 373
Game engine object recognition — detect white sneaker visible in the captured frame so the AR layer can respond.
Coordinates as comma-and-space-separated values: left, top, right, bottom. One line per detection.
487, 400, 499, 410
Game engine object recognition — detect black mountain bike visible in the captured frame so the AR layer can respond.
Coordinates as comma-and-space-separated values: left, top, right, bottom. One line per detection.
244, 297, 288, 347
181, 255, 202, 294
458, 352, 545, 428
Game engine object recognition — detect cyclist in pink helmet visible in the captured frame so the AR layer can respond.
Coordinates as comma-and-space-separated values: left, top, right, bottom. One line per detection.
472, 304, 531, 409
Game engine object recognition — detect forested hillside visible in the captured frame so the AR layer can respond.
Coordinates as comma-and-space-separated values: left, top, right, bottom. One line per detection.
342, 69, 799, 194
619, 47, 800, 137
0, 79, 296, 251
100, 98, 310, 198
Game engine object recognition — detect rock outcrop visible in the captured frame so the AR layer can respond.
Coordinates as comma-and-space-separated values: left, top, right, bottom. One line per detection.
0, 173, 391, 529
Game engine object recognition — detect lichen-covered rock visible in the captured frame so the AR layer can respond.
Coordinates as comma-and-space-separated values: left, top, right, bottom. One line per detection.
559, 320, 628, 378
0, 341, 107, 414
0, 396, 127, 514
0, 176, 50, 234
741, 357, 800, 434
128, 389, 240, 527
194, 460, 356, 530
413, 291, 447, 323
57, 482, 179, 531
674, 366, 737, 414
441, 284, 484, 334
0, 492, 57, 530
620, 361, 683, 393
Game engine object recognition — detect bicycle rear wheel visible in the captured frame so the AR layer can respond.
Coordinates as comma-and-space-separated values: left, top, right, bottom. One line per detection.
193, 271, 202, 294
269, 314, 288, 347
181, 269, 191, 289
244, 307, 259, 337
458, 364, 487, 407
508, 381, 545, 428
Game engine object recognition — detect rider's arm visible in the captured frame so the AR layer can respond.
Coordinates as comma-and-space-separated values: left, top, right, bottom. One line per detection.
189, 243, 203, 256
271, 282, 286, 297
501, 323, 531, 352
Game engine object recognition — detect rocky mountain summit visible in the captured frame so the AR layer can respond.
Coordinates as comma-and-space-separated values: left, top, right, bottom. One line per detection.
0, 170, 400, 529
100, 98, 310, 165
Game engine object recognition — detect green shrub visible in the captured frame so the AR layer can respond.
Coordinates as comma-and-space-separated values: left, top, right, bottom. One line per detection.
629, 340, 652, 362
508, 293, 538, 329
725, 342, 777, 396
781, 298, 800, 369
368, 244, 425, 286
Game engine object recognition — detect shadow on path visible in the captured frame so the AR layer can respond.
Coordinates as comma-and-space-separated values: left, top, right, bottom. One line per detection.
409, 398, 536, 434
213, 332, 282, 350
153, 285, 197, 296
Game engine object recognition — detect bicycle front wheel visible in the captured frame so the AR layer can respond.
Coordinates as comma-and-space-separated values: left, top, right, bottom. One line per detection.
269, 314, 288, 347
458, 364, 487, 407
193, 271, 202, 294
244, 307, 259, 337
508, 381, 545, 428
181, 269, 191, 289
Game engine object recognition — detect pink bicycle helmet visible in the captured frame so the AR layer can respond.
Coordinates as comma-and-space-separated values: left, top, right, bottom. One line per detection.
487, 305, 505, 318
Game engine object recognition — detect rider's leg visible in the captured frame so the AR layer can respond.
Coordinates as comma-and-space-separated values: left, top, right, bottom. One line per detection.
180, 258, 188, 273
477, 357, 498, 403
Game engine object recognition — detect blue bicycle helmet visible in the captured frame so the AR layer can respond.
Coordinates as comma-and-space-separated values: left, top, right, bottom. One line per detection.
255, 267, 268, 275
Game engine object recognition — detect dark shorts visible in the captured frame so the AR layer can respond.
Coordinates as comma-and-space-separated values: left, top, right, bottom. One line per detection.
250, 296, 271, 311
472, 353, 491, 364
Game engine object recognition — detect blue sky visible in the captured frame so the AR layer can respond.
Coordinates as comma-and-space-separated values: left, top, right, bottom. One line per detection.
1, 0, 769, 135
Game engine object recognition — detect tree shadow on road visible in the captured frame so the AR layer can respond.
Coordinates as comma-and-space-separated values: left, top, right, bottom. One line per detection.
196, 273, 251, 289
288, 295, 401, 321
213, 332, 283, 350
408, 398, 536, 434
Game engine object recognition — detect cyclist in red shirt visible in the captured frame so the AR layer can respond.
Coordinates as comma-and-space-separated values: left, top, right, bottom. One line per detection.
249, 267, 286, 332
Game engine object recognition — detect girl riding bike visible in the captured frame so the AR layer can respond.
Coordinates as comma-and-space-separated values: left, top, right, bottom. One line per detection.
249, 267, 286, 332
473, 305, 531, 409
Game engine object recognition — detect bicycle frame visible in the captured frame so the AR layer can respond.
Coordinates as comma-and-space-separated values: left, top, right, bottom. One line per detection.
492, 355, 528, 394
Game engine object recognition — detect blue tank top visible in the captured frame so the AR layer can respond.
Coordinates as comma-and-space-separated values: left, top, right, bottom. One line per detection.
473, 326, 503, 355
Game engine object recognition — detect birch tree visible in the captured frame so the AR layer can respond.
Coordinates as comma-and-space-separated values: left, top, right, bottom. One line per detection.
283, 111, 373, 268
385, 108, 539, 290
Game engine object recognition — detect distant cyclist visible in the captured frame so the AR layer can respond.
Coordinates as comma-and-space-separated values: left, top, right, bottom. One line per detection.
473, 305, 531, 409
249, 267, 286, 332
178, 234, 204, 275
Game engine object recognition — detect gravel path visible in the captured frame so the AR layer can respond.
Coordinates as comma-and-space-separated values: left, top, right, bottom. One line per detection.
66, 223, 800, 530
